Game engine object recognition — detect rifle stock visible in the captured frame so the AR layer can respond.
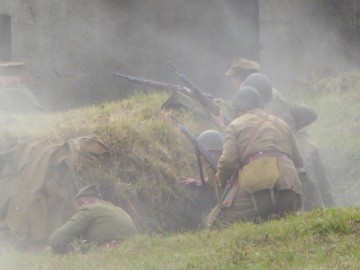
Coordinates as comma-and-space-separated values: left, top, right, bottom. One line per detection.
207, 164, 240, 228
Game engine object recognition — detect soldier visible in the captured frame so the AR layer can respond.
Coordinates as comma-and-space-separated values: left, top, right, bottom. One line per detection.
180, 130, 224, 226
242, 73, 317, 130
224, 58, 285, 100
49, 184, 138, 254
242, 73, 336, 209
209, 87, 304, 227
224, 58, 260, 92
214, 57, 285, 128
0, 61, 42, 113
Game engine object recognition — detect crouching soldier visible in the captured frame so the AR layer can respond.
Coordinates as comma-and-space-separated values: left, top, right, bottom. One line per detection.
208, 87, 304, 227
49, 184, 138, 254
180, 130, 224, 225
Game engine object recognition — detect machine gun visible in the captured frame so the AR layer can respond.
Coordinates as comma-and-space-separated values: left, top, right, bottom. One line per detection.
111, 72, 183, 93
168, 62, 230, 125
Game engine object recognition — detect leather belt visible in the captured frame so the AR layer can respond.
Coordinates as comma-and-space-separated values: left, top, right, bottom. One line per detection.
97, 239, 124, 249
242, 150, 288, 166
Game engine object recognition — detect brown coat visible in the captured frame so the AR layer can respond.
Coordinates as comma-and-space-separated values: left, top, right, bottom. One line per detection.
216, 109, 303, 224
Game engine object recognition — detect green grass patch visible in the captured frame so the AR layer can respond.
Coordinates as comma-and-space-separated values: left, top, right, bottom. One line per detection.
1, 208, 360, 270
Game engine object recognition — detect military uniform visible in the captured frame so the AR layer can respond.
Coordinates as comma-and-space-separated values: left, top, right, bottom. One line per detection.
264, 100, 336, 209
180, 130, 223, 227
217, 87, 285, 126
242, 72, 336, 209
264, 100, 317, 130
50, 185, 138, 253
215, 109, 303, 225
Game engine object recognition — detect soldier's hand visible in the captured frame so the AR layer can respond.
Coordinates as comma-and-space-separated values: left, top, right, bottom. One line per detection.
213, 97, 224, 104
179, 177, 209, 186
181, 86, 193, 95
212, 110, 226, 128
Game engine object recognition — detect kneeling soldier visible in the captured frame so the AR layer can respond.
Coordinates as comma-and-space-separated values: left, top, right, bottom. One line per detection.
209, 87, 304, 227
50, 184, 138, 254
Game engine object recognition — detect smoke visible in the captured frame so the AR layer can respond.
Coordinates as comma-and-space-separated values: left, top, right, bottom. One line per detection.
2, 0, 262, 110
259, 0, 360, 94
0, 0, 359, 214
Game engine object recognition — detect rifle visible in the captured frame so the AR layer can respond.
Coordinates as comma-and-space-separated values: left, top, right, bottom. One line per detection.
111, 72, 183, 93
171, 114, 218, 175
171, 114, 241, 228
207, 164, 240, 228
172, 114, 240, 227
168, 62, 230, 125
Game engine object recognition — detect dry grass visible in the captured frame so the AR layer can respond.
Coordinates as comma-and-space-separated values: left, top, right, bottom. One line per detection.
0, 92, 218, 233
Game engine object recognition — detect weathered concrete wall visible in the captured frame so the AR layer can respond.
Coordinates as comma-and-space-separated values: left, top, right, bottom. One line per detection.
1, 0, 259, 111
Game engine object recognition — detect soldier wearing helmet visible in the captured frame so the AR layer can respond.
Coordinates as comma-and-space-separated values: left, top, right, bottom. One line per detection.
197, 130, 223, 155
209, 86, 304, 227
49, 184, 138, 254
180, 129, 224, 226
197, 130, 224, 190
242, 73, 336, 209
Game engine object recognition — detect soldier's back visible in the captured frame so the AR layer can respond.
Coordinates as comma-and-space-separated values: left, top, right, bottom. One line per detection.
80, 201, 138, 244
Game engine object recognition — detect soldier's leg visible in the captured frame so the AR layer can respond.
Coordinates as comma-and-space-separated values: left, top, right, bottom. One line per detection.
274, 190, 301, 217
219, 191, 258, 226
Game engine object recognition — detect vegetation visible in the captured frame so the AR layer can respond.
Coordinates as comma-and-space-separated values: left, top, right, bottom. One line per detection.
1, 208, 360, 270
0, 92, 217, 233
0, 71, 360, 269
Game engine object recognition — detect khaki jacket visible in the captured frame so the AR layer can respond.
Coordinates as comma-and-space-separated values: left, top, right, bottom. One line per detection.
264, 99, 317, 130
50, 201, 138, 253
217, 109, 303, 195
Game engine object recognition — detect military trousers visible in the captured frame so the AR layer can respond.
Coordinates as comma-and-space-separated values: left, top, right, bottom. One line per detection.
218, 189, 301, 227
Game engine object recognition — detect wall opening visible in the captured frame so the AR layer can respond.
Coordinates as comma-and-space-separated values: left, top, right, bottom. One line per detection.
0, 14, 11, 62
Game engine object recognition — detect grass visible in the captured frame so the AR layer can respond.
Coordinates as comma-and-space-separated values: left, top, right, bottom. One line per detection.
1, 208, 360, 270
1, 72, 360, 269
0, 92, 218, 233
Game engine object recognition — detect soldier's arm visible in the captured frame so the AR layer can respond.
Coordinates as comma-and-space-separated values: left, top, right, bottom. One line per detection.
288, 102, 318, 130
49, 208, 92, 254
217, 125, 239, 186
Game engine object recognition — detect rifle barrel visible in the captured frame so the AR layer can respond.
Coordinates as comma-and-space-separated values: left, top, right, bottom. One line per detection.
112, 72, 182, 92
